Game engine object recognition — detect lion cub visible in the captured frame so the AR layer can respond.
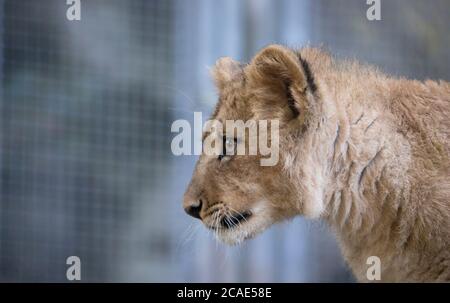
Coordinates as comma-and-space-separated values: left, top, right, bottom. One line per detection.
183, 45, 450, 282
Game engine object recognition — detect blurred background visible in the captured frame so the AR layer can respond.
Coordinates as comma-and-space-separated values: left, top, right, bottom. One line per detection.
0, 0, 449, 282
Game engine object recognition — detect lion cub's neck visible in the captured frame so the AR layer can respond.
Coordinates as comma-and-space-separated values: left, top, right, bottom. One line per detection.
309, 52, 416, 280
323, 70, 412, 236
296, 48, 449, 282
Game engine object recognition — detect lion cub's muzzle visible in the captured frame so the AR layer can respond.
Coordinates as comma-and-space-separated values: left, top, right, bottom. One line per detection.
184, 196, 253, 230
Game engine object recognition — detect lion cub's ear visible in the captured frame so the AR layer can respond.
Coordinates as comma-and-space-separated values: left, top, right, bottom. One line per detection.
246, 45, 315, 124
211, 57, 242, 91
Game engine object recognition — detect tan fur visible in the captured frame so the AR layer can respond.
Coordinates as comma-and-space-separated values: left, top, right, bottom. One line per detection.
183, 45, 450, 282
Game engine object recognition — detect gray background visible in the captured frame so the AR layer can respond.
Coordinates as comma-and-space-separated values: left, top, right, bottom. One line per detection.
0, 0, 449, 282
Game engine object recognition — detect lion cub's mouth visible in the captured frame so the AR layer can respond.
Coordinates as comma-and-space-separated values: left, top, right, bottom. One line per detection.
203, 203, 272, 245
205, 210, 252, 230
219, 211, 252, 229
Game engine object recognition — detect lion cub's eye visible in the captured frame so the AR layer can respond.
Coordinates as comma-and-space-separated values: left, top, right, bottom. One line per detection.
218, 137, 237, 161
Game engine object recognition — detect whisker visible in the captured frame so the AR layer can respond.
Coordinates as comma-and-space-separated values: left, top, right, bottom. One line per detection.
213, 211, 222, 248
175, 221, 202, 255
159, 84, 212, 114
160, 85, 197, 107
223, 216, 234, 229
225, 211, 239, 229
228, 206, 250, 224
204, 204, 224, 217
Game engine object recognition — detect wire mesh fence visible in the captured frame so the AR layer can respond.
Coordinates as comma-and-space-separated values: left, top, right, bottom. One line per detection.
0, 0, 448, 282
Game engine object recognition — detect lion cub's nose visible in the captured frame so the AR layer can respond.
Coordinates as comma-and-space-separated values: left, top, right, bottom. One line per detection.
184, 199, 203, 220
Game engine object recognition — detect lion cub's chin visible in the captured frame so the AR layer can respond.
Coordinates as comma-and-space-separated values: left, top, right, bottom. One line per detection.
215, 228, 261, 246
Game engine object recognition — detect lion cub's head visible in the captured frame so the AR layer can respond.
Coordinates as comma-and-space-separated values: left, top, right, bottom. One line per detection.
183, 45, 330, 245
